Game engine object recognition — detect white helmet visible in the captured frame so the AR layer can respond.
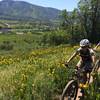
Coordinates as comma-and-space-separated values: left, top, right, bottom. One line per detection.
80, 39, 90, 47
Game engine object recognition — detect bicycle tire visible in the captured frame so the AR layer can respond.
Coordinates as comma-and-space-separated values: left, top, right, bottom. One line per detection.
61, 80, 78, 100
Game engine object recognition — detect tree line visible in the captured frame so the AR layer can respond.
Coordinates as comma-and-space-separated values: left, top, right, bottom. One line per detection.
61, 0, 100, 43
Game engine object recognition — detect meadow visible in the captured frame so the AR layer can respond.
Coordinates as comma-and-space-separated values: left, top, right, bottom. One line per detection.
0, 33, 100, 100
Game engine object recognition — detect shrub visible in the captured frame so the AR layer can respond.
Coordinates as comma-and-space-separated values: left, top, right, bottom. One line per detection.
0, 41, 13, 50
41, 30, 70, 45
84, 74, 100, 100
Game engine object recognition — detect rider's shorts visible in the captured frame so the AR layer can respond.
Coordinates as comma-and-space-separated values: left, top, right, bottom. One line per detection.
76, 60, 93, 73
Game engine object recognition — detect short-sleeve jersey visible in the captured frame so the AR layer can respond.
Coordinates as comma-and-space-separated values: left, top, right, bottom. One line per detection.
77, 47, 95, 62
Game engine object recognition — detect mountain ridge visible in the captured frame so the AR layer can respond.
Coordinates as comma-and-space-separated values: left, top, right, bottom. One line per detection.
0, 0, 61, 21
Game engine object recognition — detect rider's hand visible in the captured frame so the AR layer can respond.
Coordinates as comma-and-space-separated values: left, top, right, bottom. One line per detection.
64, 62, 69, 67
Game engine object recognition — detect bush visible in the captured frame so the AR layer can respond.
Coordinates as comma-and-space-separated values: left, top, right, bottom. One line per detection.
41, 31, 70, 45
0, 41, 13, 50
84, 74, 100, 100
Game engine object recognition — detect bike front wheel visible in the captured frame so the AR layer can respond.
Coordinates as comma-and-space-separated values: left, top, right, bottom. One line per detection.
61, 80, 78, 100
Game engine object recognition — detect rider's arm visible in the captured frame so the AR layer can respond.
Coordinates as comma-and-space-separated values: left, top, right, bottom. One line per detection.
90, 49, 96, 63
92, 55, 95, 63
67, 51, 78, 63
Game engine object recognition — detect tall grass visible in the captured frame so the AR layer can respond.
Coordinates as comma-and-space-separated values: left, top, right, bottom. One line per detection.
0, 34, 100, 100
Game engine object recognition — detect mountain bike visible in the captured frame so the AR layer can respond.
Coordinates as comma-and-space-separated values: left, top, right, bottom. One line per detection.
60, 59, 100, 100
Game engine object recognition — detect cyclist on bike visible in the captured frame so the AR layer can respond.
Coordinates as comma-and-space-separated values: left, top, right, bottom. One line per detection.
65, 39, 97, 87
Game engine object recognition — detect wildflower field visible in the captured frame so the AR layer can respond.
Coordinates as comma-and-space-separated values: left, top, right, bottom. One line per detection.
0, 34, 100, 100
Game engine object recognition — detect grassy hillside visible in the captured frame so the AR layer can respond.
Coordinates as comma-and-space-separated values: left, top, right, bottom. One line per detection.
0, 34, 100, 100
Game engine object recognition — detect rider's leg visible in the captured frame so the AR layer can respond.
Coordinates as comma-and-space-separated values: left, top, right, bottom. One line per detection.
76, 60, 82, 69
76, 60, 82, 79
86, 73, 90, 83
83, 62, 93, 87
76, 60, 86, 87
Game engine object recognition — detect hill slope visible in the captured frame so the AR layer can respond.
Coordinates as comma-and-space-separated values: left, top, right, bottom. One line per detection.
0, 0, 61, 21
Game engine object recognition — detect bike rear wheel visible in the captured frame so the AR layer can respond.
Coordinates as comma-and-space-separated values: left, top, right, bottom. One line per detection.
61, 80, 78, 100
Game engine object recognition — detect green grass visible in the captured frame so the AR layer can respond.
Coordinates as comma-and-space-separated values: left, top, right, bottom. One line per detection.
0, 33, 42, 54
0, 34, 100, 100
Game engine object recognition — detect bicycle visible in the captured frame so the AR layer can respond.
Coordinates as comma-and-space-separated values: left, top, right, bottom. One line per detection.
60, 59, 100, 100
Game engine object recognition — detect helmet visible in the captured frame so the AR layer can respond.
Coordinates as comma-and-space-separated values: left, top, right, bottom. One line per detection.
80, 39, 90, 47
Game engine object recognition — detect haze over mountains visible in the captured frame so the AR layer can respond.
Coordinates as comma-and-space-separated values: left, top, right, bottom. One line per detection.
0, 0, 61, 21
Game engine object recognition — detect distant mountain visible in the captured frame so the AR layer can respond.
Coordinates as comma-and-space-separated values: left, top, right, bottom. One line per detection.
0, 0, 61, 21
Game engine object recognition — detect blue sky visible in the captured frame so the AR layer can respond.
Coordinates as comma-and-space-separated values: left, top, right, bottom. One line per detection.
21, 0, 79, 11
0, 0, 79, 11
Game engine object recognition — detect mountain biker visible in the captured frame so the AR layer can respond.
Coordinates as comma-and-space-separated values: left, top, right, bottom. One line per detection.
65, 39, 97, 87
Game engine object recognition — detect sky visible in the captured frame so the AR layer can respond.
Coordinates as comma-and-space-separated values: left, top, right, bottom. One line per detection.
20, 0, 79, 11
0, 0, 79, 11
